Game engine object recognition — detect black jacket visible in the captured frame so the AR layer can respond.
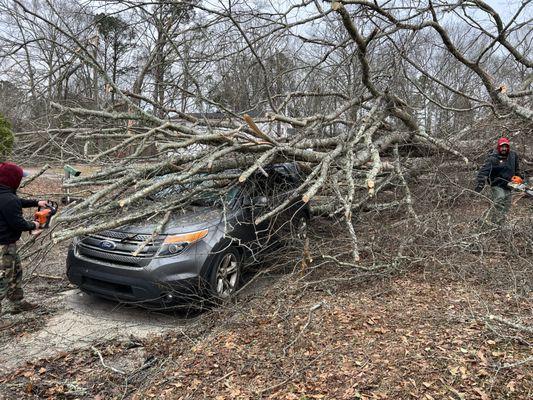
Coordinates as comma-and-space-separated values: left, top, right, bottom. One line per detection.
476, 150, 520, 190
0, 185, 38, 244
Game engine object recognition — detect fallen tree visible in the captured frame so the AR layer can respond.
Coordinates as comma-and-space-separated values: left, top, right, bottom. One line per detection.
0, 0, 530, 255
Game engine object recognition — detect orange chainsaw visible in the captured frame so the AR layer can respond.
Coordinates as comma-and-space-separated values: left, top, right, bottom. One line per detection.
507, 176, 533, 197
34, 201, 58, 229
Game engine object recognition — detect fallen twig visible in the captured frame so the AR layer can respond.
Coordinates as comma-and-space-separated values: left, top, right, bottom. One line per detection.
501, 356, 533, 369
213, 370, 235, 384
488, 315, 533, 334
283, 300, 327, 355
35, 274, 64, 280
0, 322, 15, 331
92, 346, 126, 375
321, 255, 385, 271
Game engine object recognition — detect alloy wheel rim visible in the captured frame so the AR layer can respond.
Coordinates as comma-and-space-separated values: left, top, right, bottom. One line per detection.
216, 253, 238, 298
296, 217, 307, 240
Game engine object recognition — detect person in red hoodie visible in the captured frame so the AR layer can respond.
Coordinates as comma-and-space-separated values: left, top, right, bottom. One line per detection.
475, 137, 521, 225
0, 162, 47, 328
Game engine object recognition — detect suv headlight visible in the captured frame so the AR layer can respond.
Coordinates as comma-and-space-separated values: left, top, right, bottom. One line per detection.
157, 229, 209, 256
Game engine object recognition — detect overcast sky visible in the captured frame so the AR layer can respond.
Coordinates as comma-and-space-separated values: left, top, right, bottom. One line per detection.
485, 0, 532, 17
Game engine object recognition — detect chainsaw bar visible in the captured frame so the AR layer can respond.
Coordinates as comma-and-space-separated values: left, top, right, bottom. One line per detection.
508, 182, 533, 197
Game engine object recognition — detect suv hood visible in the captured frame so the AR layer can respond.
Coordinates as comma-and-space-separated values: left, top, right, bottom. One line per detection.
116, 207, 224, 235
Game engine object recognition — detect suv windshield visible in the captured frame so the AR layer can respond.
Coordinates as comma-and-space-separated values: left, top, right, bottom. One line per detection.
146, 163, 299, 208
152, 182, 241, 208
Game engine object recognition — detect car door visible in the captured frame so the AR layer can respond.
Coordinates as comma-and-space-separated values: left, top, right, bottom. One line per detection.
265, 165, 302, 241
246, 174, 275, 252
223, 174, 272, 258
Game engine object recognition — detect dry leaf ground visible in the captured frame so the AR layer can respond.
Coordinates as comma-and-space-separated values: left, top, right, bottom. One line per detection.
0, 168, 531, 399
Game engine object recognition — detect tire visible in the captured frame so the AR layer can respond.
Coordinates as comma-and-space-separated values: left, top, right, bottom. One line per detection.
208, 248, 241, 301
292, 214, 309, 241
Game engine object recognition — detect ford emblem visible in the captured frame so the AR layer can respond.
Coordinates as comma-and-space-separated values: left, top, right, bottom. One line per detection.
100, 240, 116, 250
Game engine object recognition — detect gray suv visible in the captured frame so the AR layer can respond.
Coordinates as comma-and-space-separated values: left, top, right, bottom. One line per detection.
66, 163, 310, 308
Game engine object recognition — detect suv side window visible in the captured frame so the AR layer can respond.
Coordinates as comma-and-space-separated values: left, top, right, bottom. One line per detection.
269, 168, 296, 194
248, 174, 270, 199
243, 164, 300, 206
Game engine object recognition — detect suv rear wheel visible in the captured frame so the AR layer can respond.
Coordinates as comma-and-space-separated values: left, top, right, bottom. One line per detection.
291, 214, 308, 241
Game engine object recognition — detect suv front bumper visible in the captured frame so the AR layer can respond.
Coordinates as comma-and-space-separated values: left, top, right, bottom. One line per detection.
66, 244, 212, 306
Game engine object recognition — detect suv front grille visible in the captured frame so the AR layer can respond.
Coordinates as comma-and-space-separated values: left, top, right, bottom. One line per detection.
92, 230, 164, 242
77, 230, 165, 267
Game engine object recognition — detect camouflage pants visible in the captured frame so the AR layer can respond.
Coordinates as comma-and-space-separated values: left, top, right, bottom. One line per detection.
489, 187, 512, 225
0, 244, 24, 313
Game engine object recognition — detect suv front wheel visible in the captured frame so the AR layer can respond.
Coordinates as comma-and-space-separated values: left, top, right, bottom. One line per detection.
209, 248, 241, 300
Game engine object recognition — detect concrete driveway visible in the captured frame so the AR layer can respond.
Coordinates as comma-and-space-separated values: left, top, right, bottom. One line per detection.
0, 289, 199, 374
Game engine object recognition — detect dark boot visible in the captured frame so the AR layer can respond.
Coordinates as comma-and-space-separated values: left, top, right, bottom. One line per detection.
9, 300, 38, 314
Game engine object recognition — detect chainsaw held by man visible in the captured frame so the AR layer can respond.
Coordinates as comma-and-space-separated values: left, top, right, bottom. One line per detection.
34, 201, 58, 229
507, 176, 533, 197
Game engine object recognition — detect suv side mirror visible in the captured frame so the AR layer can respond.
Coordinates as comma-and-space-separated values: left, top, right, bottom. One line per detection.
242, 195, 268, 208
253, 196, 268, 207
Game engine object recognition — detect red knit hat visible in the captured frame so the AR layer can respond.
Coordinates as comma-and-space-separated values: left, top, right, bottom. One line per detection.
0, 162, 26, 190
497, 137, 510, 154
